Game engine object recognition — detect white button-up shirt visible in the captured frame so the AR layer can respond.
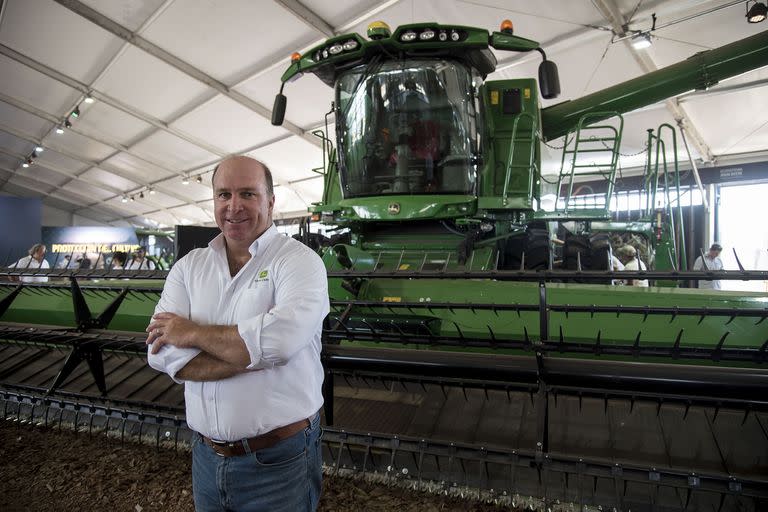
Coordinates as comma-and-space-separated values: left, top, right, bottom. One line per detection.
9, 255, 50, 282
147, 225, 329, 441
693, 255, 724, 289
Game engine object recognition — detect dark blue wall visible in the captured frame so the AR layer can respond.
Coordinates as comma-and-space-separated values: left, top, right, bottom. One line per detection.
0, 196, 43, 266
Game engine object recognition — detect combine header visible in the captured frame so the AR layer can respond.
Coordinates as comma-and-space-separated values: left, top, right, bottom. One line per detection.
2, 19, 768, 512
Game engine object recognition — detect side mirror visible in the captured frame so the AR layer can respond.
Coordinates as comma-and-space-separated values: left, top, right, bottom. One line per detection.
538, 60, 561, 100
271, 94, 287, 126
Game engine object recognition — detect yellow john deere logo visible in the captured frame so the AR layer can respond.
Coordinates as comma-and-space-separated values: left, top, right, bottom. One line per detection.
388, 203, 401, 215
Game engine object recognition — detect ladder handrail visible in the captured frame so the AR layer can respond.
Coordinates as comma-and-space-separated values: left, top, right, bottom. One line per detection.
502, 112, 537, 205
555, 111, 623, 215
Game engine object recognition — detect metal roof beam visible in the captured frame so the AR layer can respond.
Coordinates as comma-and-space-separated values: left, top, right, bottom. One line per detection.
0, 42, 228, 157
590, 0, 715, 162
274, 0, 336, 38
54, 0, 318, 148
0, 123, 209, 223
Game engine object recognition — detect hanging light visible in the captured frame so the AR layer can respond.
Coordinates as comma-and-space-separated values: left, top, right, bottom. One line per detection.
64, 119, 72, 128
195, 175, 203, 184
631, 32, 652, 49
84, 95, 94, 104
35, 146, 43, 153
139, 191, 145, 199
121, 195, 128, 203
182, 175, 190, 185
70, 106, 80, 118
56, 126, 64, 134
130, 195, 135, 202
148, 187, 156, 195
747, 1, 767, 23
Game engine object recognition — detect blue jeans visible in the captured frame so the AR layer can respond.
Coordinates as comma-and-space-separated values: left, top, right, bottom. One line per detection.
191, 414, 322, 511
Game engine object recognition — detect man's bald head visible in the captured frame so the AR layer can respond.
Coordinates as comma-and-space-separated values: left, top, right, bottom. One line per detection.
212, 156, 274, 196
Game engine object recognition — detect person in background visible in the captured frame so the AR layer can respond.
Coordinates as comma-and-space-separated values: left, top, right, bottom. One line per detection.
8, 243, 49, 283
111, 251, 127, 270
126, 246, 156, 270
693, 243, 724, 290
620, 245, 649, 287
145, 156, 328, 511
55, 254, 72, 269
610, 246, 625, 285
77, 253, 92, 269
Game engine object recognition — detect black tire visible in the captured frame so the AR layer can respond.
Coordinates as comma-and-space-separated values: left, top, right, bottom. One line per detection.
563, 233, 590, 270
588, 232, 612, 271
501, 224, 551, 270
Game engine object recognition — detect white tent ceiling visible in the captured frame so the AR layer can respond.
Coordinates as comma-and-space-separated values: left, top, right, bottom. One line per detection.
0, 0, 766, 228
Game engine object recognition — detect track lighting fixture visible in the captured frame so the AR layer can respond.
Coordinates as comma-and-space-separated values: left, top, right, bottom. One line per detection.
747, 1, 767, 23
56, 126, 64, 134
139, 191, 145, 199
70, 106, 80, 118
21, 152, 36, 168
84, 95, 94, 104
130, 195, 135, 202
35, 146, 43, 153
631, 32, 652, 49
64, 119, 72, 129
182, 175, 190, 185
196, 175, 203, 184
148, 187, 156, 195
121, 195, 128, 203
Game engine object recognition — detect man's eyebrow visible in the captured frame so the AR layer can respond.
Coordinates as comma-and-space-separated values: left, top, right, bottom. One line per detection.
214, 187, 259, 193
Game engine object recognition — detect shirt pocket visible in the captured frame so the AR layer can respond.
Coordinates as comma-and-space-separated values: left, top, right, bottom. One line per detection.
234, 287, 274, 321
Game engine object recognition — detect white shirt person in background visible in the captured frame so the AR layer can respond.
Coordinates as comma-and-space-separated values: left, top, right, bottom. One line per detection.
8, 243, 50, 283
125, 246, 156, 270
693, 243, 724, 290
619, 245, 649, 287
145, 156, 328, 511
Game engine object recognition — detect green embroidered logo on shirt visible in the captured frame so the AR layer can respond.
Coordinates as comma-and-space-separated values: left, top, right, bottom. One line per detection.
258, 270, 268, 279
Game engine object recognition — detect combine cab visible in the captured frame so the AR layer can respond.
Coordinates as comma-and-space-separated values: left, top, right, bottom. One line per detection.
2, 20, 768, 512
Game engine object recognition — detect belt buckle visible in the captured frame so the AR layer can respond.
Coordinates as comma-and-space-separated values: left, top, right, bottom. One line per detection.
209, 438, 231, 457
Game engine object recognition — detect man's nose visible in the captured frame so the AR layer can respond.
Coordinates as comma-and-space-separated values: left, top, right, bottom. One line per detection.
227, 196, 242, 211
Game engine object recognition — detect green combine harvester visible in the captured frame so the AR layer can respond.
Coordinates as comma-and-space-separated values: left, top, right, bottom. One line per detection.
2, 20, 768, 512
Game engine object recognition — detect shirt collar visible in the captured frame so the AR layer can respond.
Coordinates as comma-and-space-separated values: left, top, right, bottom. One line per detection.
209, 224, 278, 258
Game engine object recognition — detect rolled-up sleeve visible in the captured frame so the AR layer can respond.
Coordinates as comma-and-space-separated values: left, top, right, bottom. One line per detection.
146, 258, 201, 382
238, 247, 329, 369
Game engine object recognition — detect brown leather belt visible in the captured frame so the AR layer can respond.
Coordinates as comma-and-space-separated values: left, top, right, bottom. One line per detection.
201, 418, 310, 457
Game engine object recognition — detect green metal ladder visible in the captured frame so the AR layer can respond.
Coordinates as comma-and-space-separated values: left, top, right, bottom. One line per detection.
642, 123, 687, 271
501, 112, 538, 206
555, 112, 623, 218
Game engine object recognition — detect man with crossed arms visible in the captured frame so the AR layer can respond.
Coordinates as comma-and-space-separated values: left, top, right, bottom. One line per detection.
146, 156, 329, 511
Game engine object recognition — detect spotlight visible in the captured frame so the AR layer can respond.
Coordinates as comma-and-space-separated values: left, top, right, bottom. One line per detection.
84, 96, 94, 104
65, 119, 72, 128
130, 195, 135, 202
182, 175, 190, 185
747, 1, 767, 23
121, 195, 128, 203
139, 191, 145, 199
631, 32, 652, 49
22, 161, 29, 168
195, 175, 203, 184
71, 106, 80, 118
35, 146, 43, 153
56, 126, 64, 134
148, 187, 156, 195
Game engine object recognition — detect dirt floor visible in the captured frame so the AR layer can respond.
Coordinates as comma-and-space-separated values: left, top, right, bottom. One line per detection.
0, 420, 521, 512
